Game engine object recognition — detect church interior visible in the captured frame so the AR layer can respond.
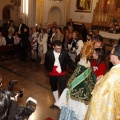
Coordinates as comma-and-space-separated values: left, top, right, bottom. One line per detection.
0, 0, 120, 120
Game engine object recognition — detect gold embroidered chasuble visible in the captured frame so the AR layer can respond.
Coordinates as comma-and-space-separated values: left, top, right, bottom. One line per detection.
85, 64, 120, 120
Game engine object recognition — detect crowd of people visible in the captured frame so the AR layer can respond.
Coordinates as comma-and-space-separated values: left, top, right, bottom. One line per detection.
0, 18, 104, 64
0, 18, 84, 64
44, 19, 120, 120
0, 18, 120, 120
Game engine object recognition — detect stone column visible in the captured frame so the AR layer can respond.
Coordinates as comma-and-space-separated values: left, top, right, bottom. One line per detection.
65, 0, 71, 25
28, 0, 36, 27
36, 0, 44, 26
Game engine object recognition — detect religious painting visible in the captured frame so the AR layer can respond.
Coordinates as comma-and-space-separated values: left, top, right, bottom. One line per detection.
13, 0, 21, 6
75, 0, 93, 12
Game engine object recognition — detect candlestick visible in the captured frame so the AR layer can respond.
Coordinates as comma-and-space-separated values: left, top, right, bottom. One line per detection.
98, 14, 100, 22
105, 14, 107, 22
102, 14, 103, 22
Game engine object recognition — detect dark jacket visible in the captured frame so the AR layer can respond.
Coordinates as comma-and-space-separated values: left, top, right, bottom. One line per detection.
18, 26, 30, 46
5, 36, 14, 45
68, 38, 78, 51
45, 49, 76, 72
18, 23, 27, 35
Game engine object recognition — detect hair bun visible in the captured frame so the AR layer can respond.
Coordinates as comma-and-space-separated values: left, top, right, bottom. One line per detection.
81, 40, 94, 59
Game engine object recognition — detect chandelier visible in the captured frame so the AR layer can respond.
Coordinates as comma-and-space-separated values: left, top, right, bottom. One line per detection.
50, 0, 63, 1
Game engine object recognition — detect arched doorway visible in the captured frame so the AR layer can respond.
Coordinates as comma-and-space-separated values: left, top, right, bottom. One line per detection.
48, 6, 62, 25
2, 5, 14, 22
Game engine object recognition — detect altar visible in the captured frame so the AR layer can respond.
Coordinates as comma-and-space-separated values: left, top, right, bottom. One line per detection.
99, 31, 120, 56
99, 31, 120, 49
99, 31, 120, 40
90, 0, 120, 66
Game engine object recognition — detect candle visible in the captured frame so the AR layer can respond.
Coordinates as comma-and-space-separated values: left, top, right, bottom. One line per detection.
102, 14, 103, 22
105, 14, 107, 22
98, 14, 100, 22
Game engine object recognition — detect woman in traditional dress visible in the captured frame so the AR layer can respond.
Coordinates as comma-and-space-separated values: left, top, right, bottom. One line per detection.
57, 40, 96, 120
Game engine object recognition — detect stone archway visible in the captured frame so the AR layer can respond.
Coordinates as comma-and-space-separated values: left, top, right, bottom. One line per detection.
48, 6, 62, 25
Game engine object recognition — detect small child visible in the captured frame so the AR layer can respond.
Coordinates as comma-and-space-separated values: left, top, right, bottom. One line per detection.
14, 32, 21, 44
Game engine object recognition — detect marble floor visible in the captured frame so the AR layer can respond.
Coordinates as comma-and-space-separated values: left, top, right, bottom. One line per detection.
0, 59, 71, 120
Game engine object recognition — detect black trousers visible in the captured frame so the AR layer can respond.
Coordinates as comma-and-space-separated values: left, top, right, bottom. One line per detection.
49, 75, 66, 96
20, 45, 27, 61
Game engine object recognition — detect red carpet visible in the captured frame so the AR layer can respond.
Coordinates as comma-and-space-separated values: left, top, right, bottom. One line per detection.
45, 117, 53, 120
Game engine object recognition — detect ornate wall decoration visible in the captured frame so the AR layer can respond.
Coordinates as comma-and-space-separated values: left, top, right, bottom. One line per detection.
75, 0, 93, 12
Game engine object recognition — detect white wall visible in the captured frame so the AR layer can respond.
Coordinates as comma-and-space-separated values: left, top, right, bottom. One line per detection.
43, 0, 66, 26
0, 0, 99, 27
0, 0, 20, 26
70, 0, 99, 23
43, 0, 99, 26
48, 7, 61, 24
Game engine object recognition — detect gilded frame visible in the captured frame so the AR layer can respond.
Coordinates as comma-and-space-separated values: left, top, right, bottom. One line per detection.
75, 0, 93, 12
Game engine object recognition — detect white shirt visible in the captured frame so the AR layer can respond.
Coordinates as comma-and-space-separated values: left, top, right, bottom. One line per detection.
50, 33, 55, 43
19, 24, 22, 30
0, 37, 6, 46
53, 50, 61, 73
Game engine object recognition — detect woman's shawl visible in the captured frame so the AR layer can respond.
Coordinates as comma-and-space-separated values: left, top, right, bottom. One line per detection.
67, 64, 96, 104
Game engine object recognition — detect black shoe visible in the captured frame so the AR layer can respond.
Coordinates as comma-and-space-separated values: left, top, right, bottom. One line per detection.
50, 104, 59, 109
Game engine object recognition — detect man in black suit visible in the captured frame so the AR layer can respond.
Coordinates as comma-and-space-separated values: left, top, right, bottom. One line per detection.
18, 19, 30, 62
45, 40, 76, 108
47, 23, 52, 50
18, 18, 27, 34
